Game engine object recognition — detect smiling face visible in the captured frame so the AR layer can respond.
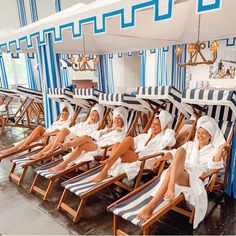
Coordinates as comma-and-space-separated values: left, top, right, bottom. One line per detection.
114, 115, 124, 128
90, 110, 99, 123
60, 108, 69, 121
197, 127, 211, 147
151, 117, 161, 136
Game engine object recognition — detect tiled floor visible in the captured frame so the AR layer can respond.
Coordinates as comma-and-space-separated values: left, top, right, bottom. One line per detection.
0, 127, 236, 235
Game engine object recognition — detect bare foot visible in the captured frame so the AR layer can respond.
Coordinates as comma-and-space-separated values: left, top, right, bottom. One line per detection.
100, 159, 109, 165
136, 206, 153, 221
164, 187, 175, 201
29, 153, 44, 160
48, 164, 66, 172
92, 171, 108, 182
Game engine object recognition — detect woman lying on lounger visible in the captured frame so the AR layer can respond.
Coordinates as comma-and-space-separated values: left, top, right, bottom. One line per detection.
29, 104, 104, 160
137, 115, 229, 229
47, 106, 128, 172
0, 102, 74, 156
92, 110, 176, 182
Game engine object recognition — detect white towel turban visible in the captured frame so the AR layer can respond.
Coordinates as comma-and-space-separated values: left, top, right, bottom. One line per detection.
196, 115, 225, 148
113, 107, 128, 131
59, 102, 75, 122
155, 110, 174, 130
90, 104, 104, 123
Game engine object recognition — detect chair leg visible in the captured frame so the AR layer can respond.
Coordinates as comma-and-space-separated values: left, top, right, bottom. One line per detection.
43, 180, 55, 200
73, 198, 87, 222
30, 174, 40, 193
189, 208, 195, 224
113, 214, 119, 236
57, 188, 69, 210
8, 163, 16, 179
18, 166, 28, 185
142, 227, 150, 236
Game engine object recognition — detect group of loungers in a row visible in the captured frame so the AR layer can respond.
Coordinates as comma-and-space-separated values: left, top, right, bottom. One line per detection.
0, 87, 232, 235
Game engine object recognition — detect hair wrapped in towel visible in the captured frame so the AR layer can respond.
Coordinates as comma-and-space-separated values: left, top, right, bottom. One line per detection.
155, 110, 174, 130
89, 104, 104, 123
112, 107, 128, 132
196, 115, 225, 148
59, 102, 75, 122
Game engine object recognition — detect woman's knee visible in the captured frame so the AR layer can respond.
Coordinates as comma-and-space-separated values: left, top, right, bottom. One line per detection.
61, 128, 70, 136
124, 136, 133, 143
36, 125, 45, 134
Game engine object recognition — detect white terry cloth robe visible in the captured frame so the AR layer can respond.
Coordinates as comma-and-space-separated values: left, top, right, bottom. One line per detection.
70, 106, 128, 164
151, 115, 226, 229
108, 110, 176, 181
64, 104, 104, 142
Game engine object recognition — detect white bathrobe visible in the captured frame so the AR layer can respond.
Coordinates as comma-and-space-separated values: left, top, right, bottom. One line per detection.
151, 115, 226, 229
108, 128, 176, 180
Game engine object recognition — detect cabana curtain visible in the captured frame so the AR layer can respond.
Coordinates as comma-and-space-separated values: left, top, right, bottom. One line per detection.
16, 0, 38, 90
37, 34, 61, 128
0, 55, 8, 89
156, 48, 168, 86
98, 55, 114, 93
140, 51, 146, 87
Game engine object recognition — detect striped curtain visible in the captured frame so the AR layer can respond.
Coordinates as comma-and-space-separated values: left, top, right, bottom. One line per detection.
37, 34, 61, 127
156, 48, 168, 86
140, 51, 146, 87
16, 0, 38, 90
171, 45, 187, 91
226, 126, 236, 199
97, 55, 114, 93
0, 54, 9, 88
54, 0, 70, 88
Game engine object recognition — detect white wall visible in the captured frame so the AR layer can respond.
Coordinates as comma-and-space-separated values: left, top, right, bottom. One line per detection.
145, 51, 156, 86
113, 52, 141, 93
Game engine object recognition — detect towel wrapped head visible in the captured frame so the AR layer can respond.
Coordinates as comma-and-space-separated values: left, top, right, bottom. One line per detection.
155, 110, 174, 130
59, 102, 75, 122
113, 107, 128, 131
196, 115, 225, 148
89, 104, 104, 123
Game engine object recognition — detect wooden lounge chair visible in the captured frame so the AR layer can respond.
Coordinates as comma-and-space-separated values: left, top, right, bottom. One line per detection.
108, 88, 236, 235
30, 92, 148, 200
56, 86, 190, 221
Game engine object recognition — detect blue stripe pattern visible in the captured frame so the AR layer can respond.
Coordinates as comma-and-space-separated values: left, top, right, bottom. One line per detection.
0, 55, 8, 88
37, 34, 60, 128
171, 45, 187, 92
17, 0, 38, 90
156, 48, 167, 86
98, 55, 114, 93
29, 0, 38, 22
140, 51, 146, 87
198, 0, 222, 13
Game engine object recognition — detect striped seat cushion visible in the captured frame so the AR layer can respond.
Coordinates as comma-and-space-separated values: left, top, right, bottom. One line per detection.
109, 178, 172, 226
11, 149, 41, 167
63, 166, 113, 197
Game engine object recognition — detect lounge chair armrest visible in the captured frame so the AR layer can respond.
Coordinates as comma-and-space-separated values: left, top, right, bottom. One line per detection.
199, 169, 220, 181
138, 152, 164, 161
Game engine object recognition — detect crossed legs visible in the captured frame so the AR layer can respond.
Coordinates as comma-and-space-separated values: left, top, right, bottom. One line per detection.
29, 128, 70, 160
48, 136, 98, 171
0, 125, 45, 155
137, 147, 189, 221
92, 136, 138, 182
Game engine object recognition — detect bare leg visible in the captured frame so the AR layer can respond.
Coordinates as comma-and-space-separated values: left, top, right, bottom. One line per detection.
92, 136, 138, 182
0, 125, 45, 155
165, 147, 189, 200
49, 137, 98, 171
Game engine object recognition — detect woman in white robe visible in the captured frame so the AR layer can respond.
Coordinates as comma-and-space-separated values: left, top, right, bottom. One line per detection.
137, 115, 229, 229
0, 102, 74, 156
47, 106, 128, 172
30, 104, 103, 160
92, 110, 176, 182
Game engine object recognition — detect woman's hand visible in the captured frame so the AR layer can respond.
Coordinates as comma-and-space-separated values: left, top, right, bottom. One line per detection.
219, 143, 230, 152
58, 142, 69, 151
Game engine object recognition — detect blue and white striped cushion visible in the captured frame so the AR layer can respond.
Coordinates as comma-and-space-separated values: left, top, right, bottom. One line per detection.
15, 85, 43, 103
63, 166, 113, 197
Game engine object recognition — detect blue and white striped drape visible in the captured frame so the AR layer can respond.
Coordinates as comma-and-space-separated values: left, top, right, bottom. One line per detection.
16, 0, 38, 90
98, 55, 114, 93
226, 126, 236, 199
37, 34, 61, 127
0, 55, 9, 88
156, 48, 167, 86
171, 45, 187, 91
54, 0, 70, 88
140, 51, 146, 87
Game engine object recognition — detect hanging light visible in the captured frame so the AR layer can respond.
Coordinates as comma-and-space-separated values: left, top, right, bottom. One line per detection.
70, 34, 99, 72
175, 15, 218, 67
